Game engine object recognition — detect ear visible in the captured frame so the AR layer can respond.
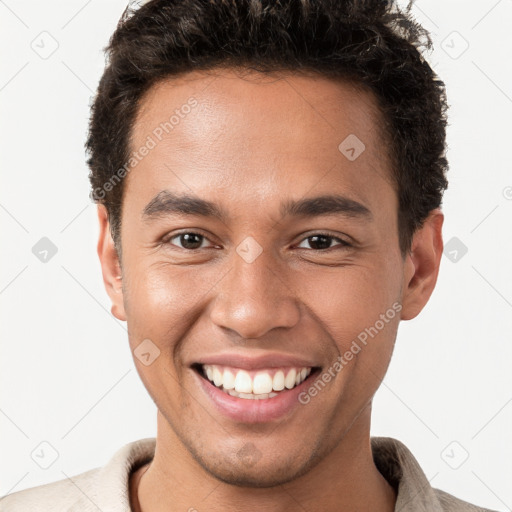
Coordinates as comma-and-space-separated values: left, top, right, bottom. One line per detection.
97, 204, 126, 321
400, 208, 444, 321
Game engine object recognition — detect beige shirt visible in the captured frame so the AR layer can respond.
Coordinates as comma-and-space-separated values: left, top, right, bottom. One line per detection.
0, 436, 497, 511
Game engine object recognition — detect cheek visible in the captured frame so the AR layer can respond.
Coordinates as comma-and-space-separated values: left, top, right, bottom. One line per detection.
121, 263, 205, 400
122, 261, 221, 350
308, 269, 400, 390
300, 265, 402, 388
303, 262, 400, 332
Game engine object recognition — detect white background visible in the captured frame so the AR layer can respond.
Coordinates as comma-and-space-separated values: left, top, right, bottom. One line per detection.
1, 0, 511, 510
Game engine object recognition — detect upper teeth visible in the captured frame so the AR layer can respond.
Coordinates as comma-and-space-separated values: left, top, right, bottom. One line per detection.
203, 365, 312, 394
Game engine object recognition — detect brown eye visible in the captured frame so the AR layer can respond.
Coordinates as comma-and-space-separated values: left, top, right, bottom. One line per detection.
297, 234, 351, 251
167, 232, 209, 250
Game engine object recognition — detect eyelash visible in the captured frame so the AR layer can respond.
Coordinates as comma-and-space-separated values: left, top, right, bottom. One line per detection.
163, 230, 352, 251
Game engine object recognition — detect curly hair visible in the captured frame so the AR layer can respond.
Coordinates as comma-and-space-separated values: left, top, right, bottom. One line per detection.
86, 0, 449, 258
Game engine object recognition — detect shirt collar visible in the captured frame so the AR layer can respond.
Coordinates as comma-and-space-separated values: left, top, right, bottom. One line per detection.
371, 436, 444, 511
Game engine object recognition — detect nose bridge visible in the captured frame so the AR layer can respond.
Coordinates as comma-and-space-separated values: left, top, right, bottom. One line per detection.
209, 241, 301, 340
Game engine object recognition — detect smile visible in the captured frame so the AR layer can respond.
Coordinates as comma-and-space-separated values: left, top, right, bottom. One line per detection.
200, 364, 313, 399
191, 354, 322, 422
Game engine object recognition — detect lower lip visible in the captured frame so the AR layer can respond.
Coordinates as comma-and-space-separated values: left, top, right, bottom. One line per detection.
193, 369, 318, 423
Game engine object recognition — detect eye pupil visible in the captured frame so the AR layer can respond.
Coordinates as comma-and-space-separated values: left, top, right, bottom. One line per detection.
180, 233, 203, 249
308, 235, 332, 250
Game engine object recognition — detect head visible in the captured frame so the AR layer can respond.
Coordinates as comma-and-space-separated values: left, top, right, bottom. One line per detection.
90, 0, 447, 487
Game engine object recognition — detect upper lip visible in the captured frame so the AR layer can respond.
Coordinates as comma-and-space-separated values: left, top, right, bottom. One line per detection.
192, 352, 320, 371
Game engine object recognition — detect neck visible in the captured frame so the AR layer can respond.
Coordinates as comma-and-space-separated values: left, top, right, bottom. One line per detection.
131, 405, 396, 512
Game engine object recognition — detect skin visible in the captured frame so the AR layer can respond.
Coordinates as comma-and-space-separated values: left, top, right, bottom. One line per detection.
97, 68, 443, 512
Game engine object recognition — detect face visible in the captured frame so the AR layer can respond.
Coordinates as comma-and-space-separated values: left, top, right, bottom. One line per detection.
98, 69, 442, 487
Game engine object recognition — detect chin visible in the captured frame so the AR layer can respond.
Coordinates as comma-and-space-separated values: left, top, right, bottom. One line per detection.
187, 442, 321, 489
200, 461, 305, 489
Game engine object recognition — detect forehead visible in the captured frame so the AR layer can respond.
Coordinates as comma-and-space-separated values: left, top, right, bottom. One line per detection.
126, 68, 394, 214
132, 68, 388, 152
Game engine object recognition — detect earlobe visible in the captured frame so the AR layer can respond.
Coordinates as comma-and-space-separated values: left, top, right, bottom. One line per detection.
97, 204, 127, 321
400, 209, 444, 321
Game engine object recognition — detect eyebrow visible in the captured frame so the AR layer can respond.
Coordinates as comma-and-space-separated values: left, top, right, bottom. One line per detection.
141, 190, 372, 223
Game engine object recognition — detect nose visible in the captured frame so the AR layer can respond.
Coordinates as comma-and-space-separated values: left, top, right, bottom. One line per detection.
209, 246, 301, 340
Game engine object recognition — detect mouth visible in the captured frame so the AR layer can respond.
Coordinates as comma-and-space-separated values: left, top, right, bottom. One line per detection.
192, 363, 320, 400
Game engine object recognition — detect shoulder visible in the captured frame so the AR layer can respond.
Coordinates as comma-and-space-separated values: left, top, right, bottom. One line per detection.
433, 488, 499, 512
370, 436, 498, 512
0, 438, 155, 512
0, 467, 101, 511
